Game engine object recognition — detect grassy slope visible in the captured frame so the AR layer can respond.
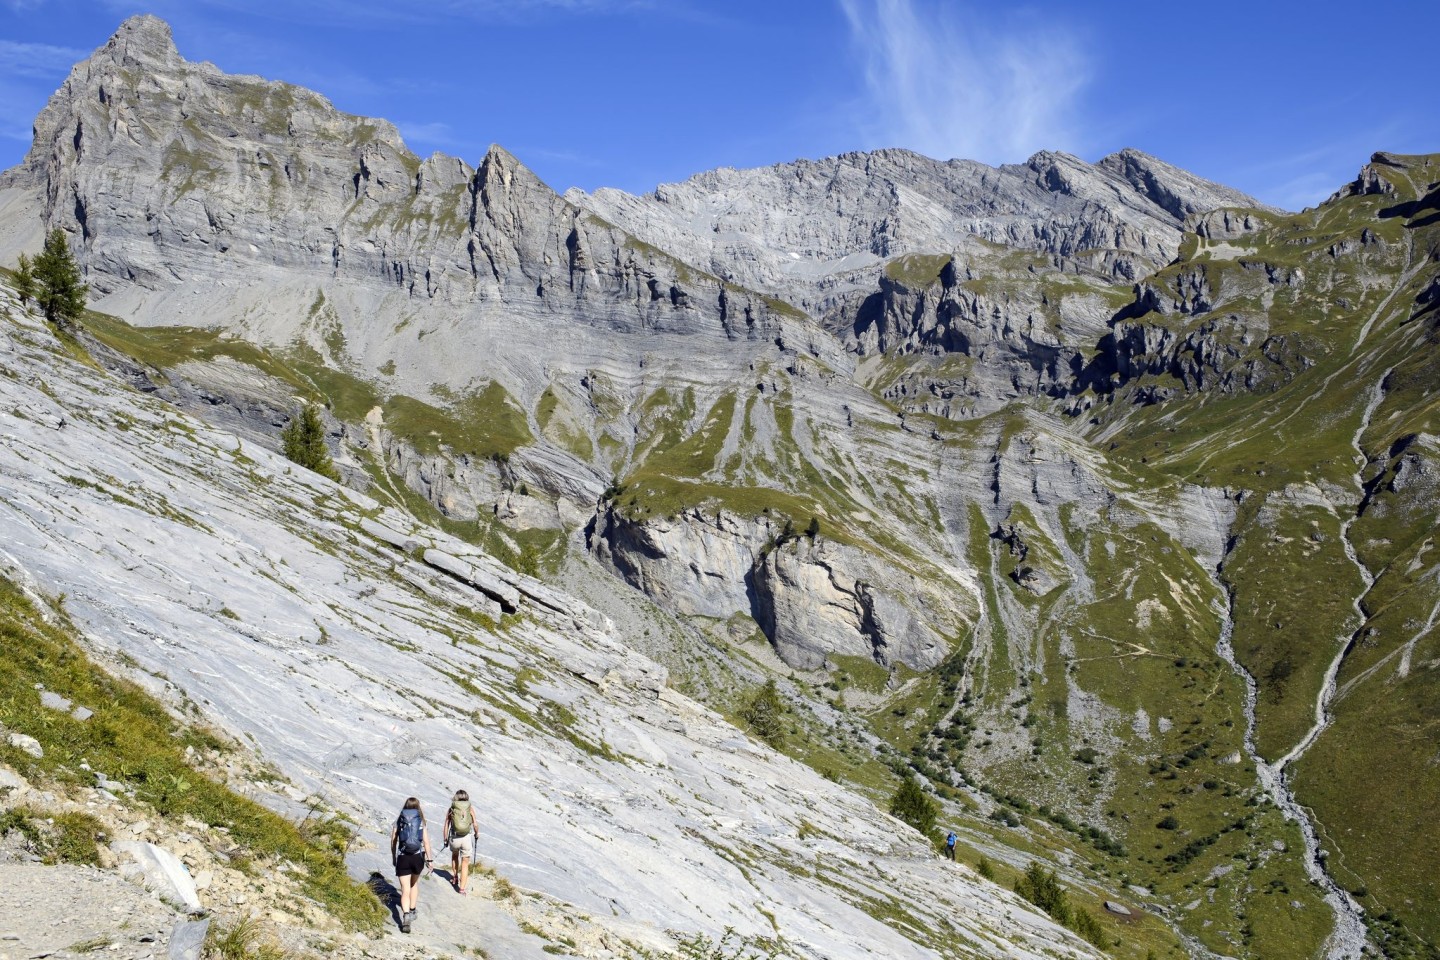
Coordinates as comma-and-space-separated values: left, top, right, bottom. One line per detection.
0, 574, 383, 931
1090, 153, 1440, 950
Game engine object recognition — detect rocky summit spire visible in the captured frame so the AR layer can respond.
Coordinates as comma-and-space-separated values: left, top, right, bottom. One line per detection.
98, 14, 180, 69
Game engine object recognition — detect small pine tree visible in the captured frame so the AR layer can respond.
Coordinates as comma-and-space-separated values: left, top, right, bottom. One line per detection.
31, 229, 88, 327
888, 777, 938, 838
281, 403, 338, 480
805, 516, 820, 539
1068, 908, 1107, 949
13, 254, 36, 304
740, 678, 786, 749
1014, 861, 1071, 926
976, 855, 996, 880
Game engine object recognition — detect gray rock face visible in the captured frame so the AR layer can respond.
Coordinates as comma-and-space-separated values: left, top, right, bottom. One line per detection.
0, 15, 828, 383
752, 537, 950, 671
571, 145, 1273, 308
590, 507, 955, 670
167, 918, 210, 960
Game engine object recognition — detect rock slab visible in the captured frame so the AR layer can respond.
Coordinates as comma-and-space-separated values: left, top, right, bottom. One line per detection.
112, 840, 202, 913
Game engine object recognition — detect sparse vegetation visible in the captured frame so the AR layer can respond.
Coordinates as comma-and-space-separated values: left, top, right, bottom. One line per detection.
0, 807, 104, 865
206, 916, 292, 960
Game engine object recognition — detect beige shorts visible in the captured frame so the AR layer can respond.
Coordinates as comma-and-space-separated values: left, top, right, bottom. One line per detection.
449, 833, 474, 859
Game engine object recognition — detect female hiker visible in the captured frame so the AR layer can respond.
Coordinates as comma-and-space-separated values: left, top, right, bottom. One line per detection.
390, 797, 432, 933
443, 789, 476, 894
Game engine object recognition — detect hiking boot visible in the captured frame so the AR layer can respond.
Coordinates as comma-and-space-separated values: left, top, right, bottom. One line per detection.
400, 910, 412, 933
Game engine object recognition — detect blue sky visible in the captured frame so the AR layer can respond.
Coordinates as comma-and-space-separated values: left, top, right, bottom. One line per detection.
1, 0, 1435, 210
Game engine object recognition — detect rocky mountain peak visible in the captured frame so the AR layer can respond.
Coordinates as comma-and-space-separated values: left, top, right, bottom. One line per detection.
1096, 145, 1279, 217
100, 14, 181, 68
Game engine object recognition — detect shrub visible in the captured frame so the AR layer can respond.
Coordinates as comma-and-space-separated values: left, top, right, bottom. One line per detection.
1069, 907, 1107, 948
888, 777, 938, 838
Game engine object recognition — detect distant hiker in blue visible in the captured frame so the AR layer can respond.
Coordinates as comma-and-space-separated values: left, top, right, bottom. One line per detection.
944, 830, 957, 861
391, 797, 433, 933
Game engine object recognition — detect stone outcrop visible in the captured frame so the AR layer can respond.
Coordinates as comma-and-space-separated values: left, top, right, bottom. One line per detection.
589, 507, 955, 670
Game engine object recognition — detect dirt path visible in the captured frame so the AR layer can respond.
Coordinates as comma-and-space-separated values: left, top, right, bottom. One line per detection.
0, 864, 178, 960
349, 845, 557, 960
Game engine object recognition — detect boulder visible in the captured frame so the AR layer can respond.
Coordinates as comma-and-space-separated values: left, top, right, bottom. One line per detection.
112, 840, 203, 913
167, 917, 210, 960
39, 690, 72, 712
5, 732, 42, 759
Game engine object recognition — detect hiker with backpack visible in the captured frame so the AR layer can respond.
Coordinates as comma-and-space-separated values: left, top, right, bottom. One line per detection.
443, 789, 476, 895
944, 830, 957, 861
390, 797, 433, 933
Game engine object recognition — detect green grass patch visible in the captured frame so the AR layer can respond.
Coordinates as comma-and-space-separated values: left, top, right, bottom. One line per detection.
884, 253, 952, 288
0, 807, 105, 865
0, 576, 383, 931
382, 380, 532, 459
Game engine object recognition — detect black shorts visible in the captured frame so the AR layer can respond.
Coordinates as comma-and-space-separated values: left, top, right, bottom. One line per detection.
395, 852, 426, 877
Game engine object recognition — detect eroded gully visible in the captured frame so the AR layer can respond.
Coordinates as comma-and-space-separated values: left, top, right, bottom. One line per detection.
1212, 375, 1393, 959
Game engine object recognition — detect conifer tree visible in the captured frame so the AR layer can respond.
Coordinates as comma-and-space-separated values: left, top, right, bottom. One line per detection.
1014, 861, 1071, 925
740, 678, 786, 749
13, 254, 36, 304
281, 403, 338, 481
888, 776, 938, 838
31, 229, 88, 327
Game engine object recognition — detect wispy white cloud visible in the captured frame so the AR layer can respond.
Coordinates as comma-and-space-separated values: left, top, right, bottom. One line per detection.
521, 146, 602, 167
0, 39, 87, 79
0, 40, 85, 153
838, 0, 1089, 165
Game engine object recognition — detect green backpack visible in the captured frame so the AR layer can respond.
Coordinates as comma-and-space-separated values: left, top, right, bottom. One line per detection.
450, 801, 474, 837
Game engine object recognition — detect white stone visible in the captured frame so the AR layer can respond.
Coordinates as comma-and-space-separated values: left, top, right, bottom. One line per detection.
5, 733, 42, 759
110, 841, 202, 913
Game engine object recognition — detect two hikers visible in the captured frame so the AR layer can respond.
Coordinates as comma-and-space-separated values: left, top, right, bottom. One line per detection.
390, 790, 479, 933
